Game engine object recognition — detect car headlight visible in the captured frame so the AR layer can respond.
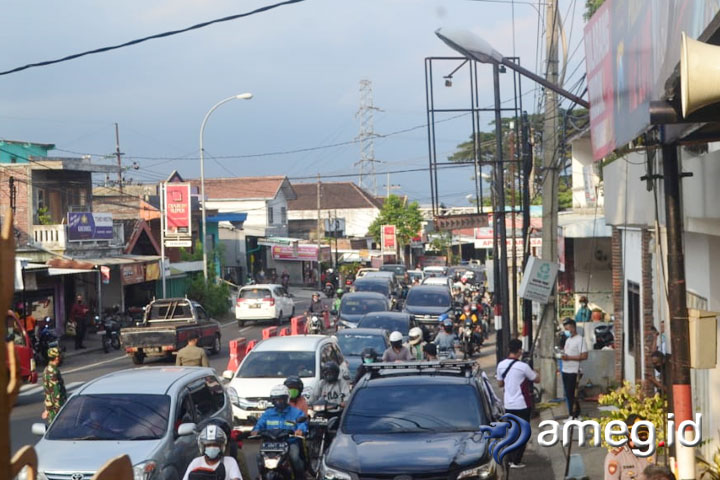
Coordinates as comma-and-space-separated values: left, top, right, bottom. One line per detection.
17, 466, 47, 480
457, 463, 494, 479
133, 461, 157, 480
264, 457, 281, 469
227, 387, 240, 406
322, 458, 353, 480
239, 397, 258, 409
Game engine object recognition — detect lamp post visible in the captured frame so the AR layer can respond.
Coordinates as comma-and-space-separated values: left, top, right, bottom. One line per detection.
200, 93, 253, 281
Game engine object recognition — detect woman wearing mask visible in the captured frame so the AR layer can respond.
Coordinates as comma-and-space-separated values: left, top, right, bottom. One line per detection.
285, 375, 308, 414
183, 424, 243, 480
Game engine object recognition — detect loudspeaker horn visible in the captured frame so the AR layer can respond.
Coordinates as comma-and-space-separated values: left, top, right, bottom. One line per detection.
681, 31, 720, 117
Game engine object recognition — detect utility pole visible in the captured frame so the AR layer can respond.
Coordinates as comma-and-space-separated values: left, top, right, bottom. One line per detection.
539, 0, 560, 400
115, 123, 124, 193
521, 112, 534, 364
316, 174, 322, 291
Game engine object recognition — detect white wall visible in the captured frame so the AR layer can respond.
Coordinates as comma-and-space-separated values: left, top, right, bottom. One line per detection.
288, 207, 379, 237
206, 193, 289, 238
219, 225, 247, 275
571, 137, 602, 209
603, 153, 656, 227
622, 229, 644, 383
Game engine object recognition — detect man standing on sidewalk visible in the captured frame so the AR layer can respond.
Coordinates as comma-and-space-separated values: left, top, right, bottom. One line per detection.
561, 318, 588, 419
70, 295, 88, 350
496, 339, 540, 469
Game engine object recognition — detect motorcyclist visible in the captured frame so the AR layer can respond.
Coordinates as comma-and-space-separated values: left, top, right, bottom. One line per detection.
193, 417, 251, 480
407, 327, 425, 361
353, 348, 378, 385
434, 317, 457, 359
309, 361, 351, 407
183, 424, 242, 480
451, 286, 464, 305
285, 376, 308, 414
459, 305, 483, 346
332, 289, 344, 313
307, 292, 324, 316
251, 385, 307, 480
382, 331, 413, 362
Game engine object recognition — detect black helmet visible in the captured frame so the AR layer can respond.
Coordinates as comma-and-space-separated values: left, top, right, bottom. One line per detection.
361, 348, 378, 364
321, 361, 340, 382
284, 375, 304, 399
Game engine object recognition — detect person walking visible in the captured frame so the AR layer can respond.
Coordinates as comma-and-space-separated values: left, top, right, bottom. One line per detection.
496, 339, 540, 469
42, 347, 67, 423
561, 318, 588, 419
176, 332, 209, 367
70, 295, 88, 350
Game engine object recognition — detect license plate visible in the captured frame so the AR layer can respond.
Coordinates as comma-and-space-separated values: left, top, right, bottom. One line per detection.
262, 442, 287, 450
310, 417, 329, 426
249, 304, 261, 309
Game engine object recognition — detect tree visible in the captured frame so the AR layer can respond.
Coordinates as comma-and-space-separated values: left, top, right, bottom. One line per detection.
584, 0, 605, 21
368, 195, 423, 253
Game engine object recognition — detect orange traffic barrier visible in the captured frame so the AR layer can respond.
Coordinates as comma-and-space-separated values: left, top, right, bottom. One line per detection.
226, 337, 248, 372
262, 326, 278, 340
279, 327, 290, 336
291, 316, 307, 335
245, 339, 258, 356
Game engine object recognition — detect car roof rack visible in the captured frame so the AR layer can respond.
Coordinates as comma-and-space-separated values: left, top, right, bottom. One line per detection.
364, 360, 478, 379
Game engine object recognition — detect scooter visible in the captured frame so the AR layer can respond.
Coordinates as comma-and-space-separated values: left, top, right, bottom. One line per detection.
459, 318, 476, 359
307, 400, 342, 477
36, 319, 64, 365
307, 316, 323, 335
252, 423, 307, 480
95, 315, 122, 353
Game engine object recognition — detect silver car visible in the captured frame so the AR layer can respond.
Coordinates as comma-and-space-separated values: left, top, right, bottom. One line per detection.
27, 367, 231, 480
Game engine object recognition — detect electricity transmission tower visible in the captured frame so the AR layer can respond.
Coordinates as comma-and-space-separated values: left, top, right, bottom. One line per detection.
355, 79, 382, 195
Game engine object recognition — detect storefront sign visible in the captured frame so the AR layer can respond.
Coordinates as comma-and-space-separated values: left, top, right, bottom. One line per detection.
519, 256, 559, 304
272, 245, 331, 262
67, 212, 113, 242
164, 183, 192, 235
418, 255, 447, 267
100, 266, 111, 285
145, 262, 160, 281
381, 225, 396, 251
121, 263, 145, 285
473, 237, 542, 249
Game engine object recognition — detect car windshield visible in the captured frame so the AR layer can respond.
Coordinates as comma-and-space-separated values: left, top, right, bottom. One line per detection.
406, 289, 451, 307
353, 282, 389, 296
340, 298, 387, 315
380, 266, 405, 275
47, 394, 170, 441
240, 288, 272, 299
337, 333, 387, 356
238, 351, 316, 378
358, 316, 409, 336
344, 384, 484, 433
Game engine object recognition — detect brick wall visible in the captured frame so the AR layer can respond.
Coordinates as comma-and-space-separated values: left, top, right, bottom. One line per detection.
611, 227, 624, 382
641, 228, 655, 396
0, 166, 32, 244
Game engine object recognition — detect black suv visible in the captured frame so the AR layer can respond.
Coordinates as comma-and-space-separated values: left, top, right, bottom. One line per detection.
321, 361, 505, 480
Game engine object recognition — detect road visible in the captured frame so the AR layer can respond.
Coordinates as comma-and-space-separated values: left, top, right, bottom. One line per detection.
10, 287, 321, 478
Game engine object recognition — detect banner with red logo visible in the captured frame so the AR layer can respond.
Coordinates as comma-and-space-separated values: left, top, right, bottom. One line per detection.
381, 225, 396, 251
164, 183, 191, 235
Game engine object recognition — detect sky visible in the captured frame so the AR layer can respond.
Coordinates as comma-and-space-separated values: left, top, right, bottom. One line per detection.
0, 0, 587, 207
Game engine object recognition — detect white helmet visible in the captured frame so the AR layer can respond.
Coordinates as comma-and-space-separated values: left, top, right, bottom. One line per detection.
270, 384, 290, 410
389, 331, 403, 343
197, 424, 227, 454
408, 327, 423, 345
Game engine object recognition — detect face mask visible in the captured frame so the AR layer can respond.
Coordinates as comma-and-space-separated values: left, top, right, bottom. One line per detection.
363, 357, 374, 364
288, 388, 300, 399
563, 330, 571, 338
204, 446, 222, 460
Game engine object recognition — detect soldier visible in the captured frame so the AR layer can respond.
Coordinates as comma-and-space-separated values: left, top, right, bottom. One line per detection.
41, 347, 67, 423
176, 331, 209, 367
604, 415, 657, 480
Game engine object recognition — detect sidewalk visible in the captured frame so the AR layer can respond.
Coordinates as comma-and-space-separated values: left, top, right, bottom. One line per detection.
475, 335, 605, 480
60, 326, 105, 358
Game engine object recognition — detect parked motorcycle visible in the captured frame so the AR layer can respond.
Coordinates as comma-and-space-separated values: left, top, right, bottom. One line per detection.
95, 315, 122, 353
252, 423, 306, 480
307, 316, 323, 335
36, 317, 64, 365
593, 323, 614, 349
307, 400, 342, 477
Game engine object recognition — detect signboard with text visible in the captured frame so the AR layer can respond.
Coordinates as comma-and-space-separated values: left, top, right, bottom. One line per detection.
381, 225, 396, 251
518, 256, 559, 304
67, 212, 113, 242
164, 183, 192, 236
272, 245, 331, 262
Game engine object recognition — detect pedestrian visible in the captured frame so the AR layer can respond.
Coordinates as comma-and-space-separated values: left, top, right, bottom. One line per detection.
603, 415, 657, 480
70, 295, 89, 350
382, 331, 413, 362
176, 332, 209, 367
42, 346, 67, 423
496, 339, 540, 469
575, 296, 591, 323
560, 318, 588, 419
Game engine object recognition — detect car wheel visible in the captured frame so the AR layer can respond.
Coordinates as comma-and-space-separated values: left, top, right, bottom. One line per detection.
276, 311, 283, 326
132, 352, 145, 365
210, 334, 221, 355
238, 319, 245, 328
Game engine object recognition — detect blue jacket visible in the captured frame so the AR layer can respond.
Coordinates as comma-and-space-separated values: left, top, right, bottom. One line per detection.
254, 405, 308, 434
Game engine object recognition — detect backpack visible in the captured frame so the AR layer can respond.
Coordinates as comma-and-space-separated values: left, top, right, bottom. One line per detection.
501, 359, 534, 410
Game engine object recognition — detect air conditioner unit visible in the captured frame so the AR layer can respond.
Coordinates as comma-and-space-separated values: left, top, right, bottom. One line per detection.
688, 308, 718, 369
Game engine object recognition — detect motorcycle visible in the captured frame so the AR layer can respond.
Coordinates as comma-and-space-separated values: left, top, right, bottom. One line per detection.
252, 421, 307, 480
307, 400, 342, 477
36, 319, 64, 365
593, 323, 614, 349
95, 315, 122, 353
323, 282, 336, 298
459, 318, 476, 359
307, 315, 323, 335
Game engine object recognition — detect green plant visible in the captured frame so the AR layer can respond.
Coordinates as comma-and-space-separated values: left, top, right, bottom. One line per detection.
699, 447, 720, 480
179, 241, 204, 262
592, 381, 667, 449
37, 206, 52, 225
186, 274, 230, 317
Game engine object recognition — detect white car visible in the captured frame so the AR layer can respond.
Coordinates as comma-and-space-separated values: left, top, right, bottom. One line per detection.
355, 268, 379, 279
421, 275, 453, 290
423, 265, 448, 277
235, 284, 295, 327
223, 335, 349, 431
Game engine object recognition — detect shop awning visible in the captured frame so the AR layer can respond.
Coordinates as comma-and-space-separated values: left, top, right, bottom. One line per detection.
78, 255, 162, 266
47, 268, 96, 276
258, 237, 303, 247
559, 213, 612, 238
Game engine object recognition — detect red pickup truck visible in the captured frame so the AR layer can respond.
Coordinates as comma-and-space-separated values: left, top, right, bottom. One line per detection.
5, 311, 37, 383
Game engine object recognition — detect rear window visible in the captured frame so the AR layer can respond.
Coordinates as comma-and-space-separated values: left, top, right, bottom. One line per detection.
147, 302, 193, 322
380, 265, 406, 275
340, 298, 388, 315
358, 316, 410, 335
238, 351, 316, 378
406, 289, 451, 307
344, 384, 484, 434
336, 333, 388, 356
240, 288, 272, 299
354, 281, 389, 295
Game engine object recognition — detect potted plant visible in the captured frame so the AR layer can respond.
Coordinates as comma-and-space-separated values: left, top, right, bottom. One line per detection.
591, 308, 604, 321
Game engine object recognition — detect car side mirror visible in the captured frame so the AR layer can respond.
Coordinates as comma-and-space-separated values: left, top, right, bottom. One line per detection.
177, 422, 196, 437
31, 423, 46, 436
222, 370, 234, 381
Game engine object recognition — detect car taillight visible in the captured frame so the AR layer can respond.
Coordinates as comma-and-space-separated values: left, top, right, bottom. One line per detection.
263, 297, 275, 306
236, 298, 245, 305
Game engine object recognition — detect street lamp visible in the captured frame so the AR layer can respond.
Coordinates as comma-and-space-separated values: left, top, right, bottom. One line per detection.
200, 93, 253, 281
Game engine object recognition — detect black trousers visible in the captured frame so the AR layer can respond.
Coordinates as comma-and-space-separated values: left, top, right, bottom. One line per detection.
561, 372, 578, 417
504, 407, 531, 464
74, 322, 86, 348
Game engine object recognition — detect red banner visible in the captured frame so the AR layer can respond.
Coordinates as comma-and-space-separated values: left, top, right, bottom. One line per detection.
382, 225, 396, 251
165, 183, 191, 235
272, 245, 331, 262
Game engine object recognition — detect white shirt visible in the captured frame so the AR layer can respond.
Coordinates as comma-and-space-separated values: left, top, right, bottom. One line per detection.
562, 333, 587, 374
496, 358, 537, 410
183, 456, 243, 480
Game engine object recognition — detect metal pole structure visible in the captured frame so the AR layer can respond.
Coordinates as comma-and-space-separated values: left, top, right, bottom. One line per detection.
493, 63, 511, 358
199, 93, 253, 282
539, 0, 559, 401
521, 111, 533, 363
334, 209, 340, 267
115, 123, 123, 193
97, 269, 102, 320
316, 174, 322, 291
160, 182, 167, 298
661, 142, 694, 480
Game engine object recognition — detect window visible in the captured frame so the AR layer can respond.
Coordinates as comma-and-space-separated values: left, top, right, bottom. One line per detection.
238, 351, 316, 378
627, 282, 640, 353
196, 306, 209, 322
268, 207, 274, 225
188, 376, 225, 422
281, 207, 287, 225
175, 393, 195, 429
10, 156, 16, 164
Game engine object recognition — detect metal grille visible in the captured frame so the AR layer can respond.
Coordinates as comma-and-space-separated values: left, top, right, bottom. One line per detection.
44, 472, 95, 480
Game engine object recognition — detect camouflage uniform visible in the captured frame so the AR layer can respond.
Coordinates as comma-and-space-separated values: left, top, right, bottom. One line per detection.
43, 362, 67, 422
604, 445, 656, 480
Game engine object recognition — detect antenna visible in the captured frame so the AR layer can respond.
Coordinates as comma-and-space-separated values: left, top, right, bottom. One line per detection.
355, 79, 383, 195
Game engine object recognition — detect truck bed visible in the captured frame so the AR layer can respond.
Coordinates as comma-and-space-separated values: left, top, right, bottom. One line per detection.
120, 322, 194, 349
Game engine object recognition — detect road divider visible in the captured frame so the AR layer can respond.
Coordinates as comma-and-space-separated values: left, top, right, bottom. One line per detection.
226, 337, 248, 372
262, 326, 278, 339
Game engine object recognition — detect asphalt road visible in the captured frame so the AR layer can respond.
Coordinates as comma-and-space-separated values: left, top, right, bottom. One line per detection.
10, 287, 322, 478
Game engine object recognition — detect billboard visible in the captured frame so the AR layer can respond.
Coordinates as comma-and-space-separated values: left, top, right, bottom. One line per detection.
67, 212, 113, 242
381, 225, 396, 251
165, 183, 191, 235
272, 245, 331, 262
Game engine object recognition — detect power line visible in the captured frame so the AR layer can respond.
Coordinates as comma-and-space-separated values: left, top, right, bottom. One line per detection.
0, 0, 306, 76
